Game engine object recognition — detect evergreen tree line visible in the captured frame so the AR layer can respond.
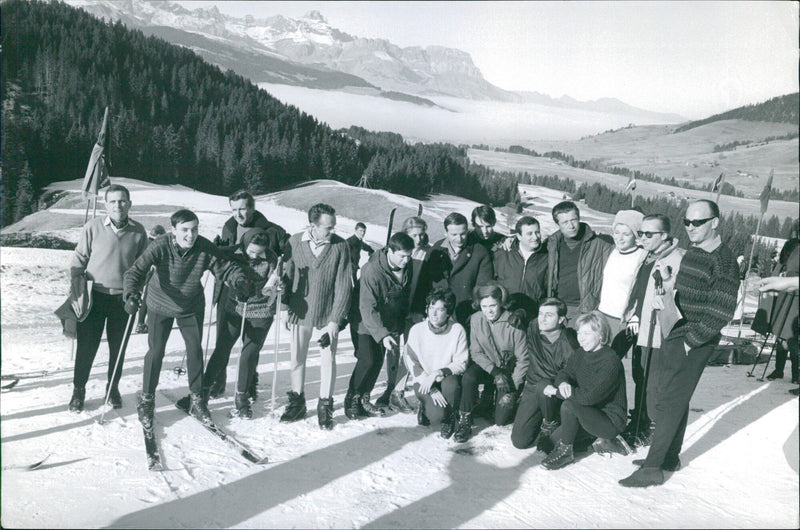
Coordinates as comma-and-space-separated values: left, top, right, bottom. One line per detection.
674, 92, 800, 133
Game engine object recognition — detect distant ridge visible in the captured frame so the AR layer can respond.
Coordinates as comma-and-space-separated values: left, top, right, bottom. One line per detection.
675, 93, 799, 133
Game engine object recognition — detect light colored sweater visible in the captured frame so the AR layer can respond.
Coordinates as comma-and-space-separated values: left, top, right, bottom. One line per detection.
405, 319, 468, 383
70, 216, 148, 294
598, 247, 646, 319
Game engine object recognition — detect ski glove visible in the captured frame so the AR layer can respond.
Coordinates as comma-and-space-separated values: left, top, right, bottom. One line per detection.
124, 293, 141, 315
493, 372, 514, 396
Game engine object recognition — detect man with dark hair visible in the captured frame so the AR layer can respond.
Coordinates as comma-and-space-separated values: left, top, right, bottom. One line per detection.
511, 297, 579, 450
620, 213, 684, 442
124, 209, 250, 429
620, 200, 739, 487
346, 222, 375, 277
207, 189, 288, 396
493, 215, 549, 322
345, 232, 414, 420
280, 203, 352, 429
547, 201, 613, 322
430, 212, 494, 326
68, 184, 148, 412
467, 205, 508, 252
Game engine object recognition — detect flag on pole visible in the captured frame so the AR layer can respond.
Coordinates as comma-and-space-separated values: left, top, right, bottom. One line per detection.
759, 169, 773, 215
81, 107, 111, 198
711, 173, 725, 193
624, 175, 637, 193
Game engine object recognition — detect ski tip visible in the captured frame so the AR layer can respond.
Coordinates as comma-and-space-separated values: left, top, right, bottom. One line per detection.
256, 456, 270, 465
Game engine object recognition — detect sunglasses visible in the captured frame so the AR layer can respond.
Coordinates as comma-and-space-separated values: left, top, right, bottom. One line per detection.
683, 217, 715, 227
637, 231, 665, 238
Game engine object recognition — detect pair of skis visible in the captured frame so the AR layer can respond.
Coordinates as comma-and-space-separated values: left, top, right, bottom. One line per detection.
142, 390, 268, 471
385, 203, 423, 246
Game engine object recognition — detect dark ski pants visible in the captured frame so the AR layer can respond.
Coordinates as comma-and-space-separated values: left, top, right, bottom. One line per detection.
553, 398, 621, 445
73, 291, 129, 389
643, 333, 718, 468
511, 379, 563, 449
414, 375, 462, 425
773, 339, 799, 380
461, 363, 516, 425
630, 345, 654, 426
143, 310, 204, 394
348, 333, 387, 395
205, 308, 272, 394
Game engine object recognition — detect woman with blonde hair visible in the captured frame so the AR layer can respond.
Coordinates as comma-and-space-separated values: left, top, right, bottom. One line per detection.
541, 310, 630, 469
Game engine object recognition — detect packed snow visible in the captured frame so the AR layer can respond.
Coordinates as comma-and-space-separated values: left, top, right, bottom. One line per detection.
1, 180, 797, 528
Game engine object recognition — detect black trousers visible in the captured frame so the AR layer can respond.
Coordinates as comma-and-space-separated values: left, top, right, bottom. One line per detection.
773, 340, 799, 380
630, 345, 654, 426
204, 308, 272, 394
143, 310, 205, 394
413, 375, 462, 425
553, 398, 621, 444
511, 379, 563, 449
460, 363, 516, 425
73, 291, 129, 389
348, 333, 386, 395
643, 333, 718, 467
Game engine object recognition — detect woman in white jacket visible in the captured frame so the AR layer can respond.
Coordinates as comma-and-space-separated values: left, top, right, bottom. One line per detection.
405, 288, 468, 439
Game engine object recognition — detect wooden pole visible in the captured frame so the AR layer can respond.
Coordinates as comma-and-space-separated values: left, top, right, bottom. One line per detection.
734, 213, 764, 350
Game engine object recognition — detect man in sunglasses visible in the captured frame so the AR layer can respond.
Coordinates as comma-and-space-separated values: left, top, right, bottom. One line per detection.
620, 214, 685, 444
620, 200, 739, 488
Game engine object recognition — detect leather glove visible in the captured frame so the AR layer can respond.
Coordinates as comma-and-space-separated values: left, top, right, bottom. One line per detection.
233, 278, 253, 300
213, 235, 223, 246
124, 293, 141, 315
493, 371, 513, 396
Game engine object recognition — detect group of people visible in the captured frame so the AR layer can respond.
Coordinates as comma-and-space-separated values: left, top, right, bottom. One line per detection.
68, 181, 791, 487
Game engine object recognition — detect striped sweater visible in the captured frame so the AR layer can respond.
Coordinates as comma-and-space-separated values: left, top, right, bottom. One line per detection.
283, 232, 352, 328
671, 241, 739, 347
124, 234, 245, 318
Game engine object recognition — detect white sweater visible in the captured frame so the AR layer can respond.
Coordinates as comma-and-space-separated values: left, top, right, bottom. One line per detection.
598, 247, 646, 319
405, 319, 468, 383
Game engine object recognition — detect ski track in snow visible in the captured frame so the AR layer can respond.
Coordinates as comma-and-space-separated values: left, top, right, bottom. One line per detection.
2, 187, 798, 528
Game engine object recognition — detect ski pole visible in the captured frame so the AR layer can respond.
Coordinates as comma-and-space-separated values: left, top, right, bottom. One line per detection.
234, 302, 248, 395
633, 269, 663, 444
746, 333, 772, 377
99, 313, 135, 425
271, 259, 284, 413
757, 340, 779, 381
202, 272, 214, 366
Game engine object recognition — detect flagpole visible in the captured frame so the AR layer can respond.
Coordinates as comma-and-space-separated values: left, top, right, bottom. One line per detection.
92, 196, 97, 219
734, 214, 764, 349
84, 199, 91, 224
714, 173, 726, 204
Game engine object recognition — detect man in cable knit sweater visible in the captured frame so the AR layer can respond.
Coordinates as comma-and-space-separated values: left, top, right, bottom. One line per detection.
68, 184, 148, 412
280, 203, 352, 429
620, 200, 739, 487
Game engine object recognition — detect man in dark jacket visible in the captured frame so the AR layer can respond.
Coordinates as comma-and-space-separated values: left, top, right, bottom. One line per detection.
511, 297, 579, 450
546, 201, 613, 322
346, 222, 375, 278
430, 212, 494, 326
620, 199, 739, 488
494, 215, 549, 323
466, 205, 509, 253
207, 189, 288, 396
345, 232, 413, 420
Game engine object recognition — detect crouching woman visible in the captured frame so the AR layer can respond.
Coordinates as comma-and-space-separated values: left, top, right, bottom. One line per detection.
541, 311, 630, 470
405, 288, 468, 439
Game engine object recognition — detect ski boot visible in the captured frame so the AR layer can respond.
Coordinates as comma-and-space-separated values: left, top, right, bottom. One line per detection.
137, 392, 156, 431
208, 374, 227, 399
68, 386, 86, 413
189, 392, 213, 425
766, 369, 783, 380
535, 419, 559, 453
541, 441, 574, 470
592, 435, 633, 456
417, 401, 431, 426
388, 391, 414, 414
344, 390, 361, 420
453, 410, 473, 443
317, 397, 334, 430
358, 394, 386, 417
248, 372, 259, 402
375, 387, 392, 408
135, 323, 148, 334
280, 391, 307, 423
106, 383, 123, 409
440, 407, 457, 439
229, 391, 253, 419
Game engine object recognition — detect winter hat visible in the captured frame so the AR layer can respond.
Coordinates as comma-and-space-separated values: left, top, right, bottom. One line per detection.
149, 225, 166, 238
241, 227, 268, 250
613, 210, 644, 234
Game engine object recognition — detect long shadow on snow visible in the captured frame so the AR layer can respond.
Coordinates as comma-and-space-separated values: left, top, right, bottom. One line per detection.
106, 426, 429, 529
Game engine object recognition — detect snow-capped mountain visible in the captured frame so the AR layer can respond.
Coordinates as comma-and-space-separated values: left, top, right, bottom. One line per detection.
67, 0, 683, 121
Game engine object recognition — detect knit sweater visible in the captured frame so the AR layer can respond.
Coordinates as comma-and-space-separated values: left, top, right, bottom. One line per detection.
671, 240, 739, 348
123, 234, 245, 318
469, 310, 529, 388
405, 319, 468, 382
555, 345, 627, 432
70, 217, 148, 294
225, 248, 280, 321
283, 231, 352, 328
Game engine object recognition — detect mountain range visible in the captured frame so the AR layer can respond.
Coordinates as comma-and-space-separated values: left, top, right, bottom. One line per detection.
68, 0, 684, 121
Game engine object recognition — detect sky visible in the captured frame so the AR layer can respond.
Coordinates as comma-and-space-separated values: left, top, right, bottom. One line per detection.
176, 1, 798, 118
